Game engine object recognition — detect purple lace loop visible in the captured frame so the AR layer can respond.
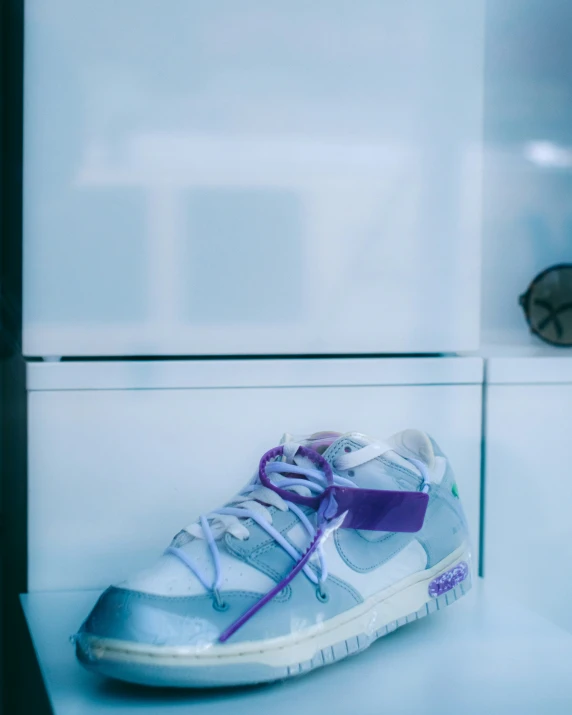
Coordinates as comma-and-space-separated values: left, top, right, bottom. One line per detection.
258, 444, 332, 509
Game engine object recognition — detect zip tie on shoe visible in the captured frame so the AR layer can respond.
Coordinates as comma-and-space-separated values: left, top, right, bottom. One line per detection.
216, 445, 429, 642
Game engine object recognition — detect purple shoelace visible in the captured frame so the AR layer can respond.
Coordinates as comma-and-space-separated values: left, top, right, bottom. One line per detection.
168, 444, 429, 643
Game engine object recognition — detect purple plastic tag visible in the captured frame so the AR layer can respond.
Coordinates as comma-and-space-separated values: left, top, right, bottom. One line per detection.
333, 488, 429, 533
258, 445, 429, 534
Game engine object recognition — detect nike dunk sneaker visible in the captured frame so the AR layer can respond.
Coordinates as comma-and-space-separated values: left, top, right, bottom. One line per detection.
75, 429, 472, 687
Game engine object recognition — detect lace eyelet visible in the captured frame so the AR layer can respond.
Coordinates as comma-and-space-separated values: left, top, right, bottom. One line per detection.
212, 599, 230, 612
348, 470, 355, 477
316, 586, 329, 603
344, 446, 352, 453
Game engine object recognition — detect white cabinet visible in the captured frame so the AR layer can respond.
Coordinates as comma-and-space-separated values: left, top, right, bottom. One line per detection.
484, 350, 572, 632
23, 0, 483, 356
27, 357, 483, 591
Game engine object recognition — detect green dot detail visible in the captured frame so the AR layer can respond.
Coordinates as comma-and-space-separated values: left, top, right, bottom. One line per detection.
451, 482, 459, 498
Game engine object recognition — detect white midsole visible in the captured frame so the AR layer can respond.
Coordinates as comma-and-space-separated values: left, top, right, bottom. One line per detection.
83, 543, 470, 670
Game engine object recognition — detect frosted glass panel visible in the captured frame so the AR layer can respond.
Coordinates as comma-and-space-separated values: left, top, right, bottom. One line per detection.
28, 378, 482, 591
24, 0, 483, 356
481, 0, 572, 344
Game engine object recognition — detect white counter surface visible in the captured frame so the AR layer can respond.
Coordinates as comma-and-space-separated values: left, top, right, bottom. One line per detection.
21, 580, 572, 715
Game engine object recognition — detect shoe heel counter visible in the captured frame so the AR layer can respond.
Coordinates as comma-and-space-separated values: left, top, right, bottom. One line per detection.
419, 448, 471, 569
429, 436, 471, 538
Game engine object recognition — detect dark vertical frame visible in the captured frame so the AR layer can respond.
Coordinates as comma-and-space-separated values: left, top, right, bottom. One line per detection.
0, 0, 25, 710
1, 0, 23, 345
1, 1, 49, 713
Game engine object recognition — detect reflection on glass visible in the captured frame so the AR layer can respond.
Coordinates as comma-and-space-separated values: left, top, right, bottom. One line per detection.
24, 0, 484, 355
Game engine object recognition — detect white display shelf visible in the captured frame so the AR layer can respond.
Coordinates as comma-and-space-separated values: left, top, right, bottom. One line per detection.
26, 356, 484, 392
21, 580, 572, 715
475, 332, 572, 383
480, 330, 572, 357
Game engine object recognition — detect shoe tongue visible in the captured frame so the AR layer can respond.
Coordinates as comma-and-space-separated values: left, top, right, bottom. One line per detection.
280, 429, 421, 491
315, 431, 422, 492
279, 430, 342, 454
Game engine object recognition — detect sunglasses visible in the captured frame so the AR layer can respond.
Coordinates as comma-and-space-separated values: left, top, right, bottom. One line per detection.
519, 263, 572, 346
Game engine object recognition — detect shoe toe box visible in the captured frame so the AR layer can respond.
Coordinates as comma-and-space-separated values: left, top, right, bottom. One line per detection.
77, 586, 222, 647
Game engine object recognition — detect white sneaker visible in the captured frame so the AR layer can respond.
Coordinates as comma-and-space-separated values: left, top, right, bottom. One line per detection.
75, 429, 472, 687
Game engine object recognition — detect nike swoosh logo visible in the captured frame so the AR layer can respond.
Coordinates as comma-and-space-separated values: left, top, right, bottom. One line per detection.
334, 529, 414, 573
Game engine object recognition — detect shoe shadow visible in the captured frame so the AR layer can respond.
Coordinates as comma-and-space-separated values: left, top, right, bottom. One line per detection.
97, 675, 280, 704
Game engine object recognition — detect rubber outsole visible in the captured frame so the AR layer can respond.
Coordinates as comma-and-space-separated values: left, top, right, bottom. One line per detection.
76, 572, 471, 688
